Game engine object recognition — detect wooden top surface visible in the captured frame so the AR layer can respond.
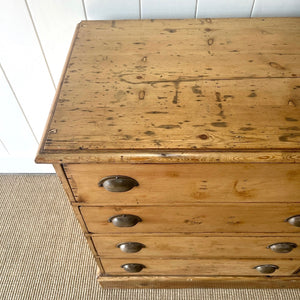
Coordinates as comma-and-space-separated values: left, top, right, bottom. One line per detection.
36, 18, 300, 163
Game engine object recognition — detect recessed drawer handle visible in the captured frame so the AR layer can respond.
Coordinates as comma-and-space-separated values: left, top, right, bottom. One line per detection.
98, 175, 138, 192
108, 214, 142, 227
254, 264, 279, 274
117, 242, 145, 253
267, 242, 297, 253
121, 263, 145, 273
286, 215, 300, 227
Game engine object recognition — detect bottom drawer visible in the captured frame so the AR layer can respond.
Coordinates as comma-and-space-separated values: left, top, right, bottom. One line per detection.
101, 258, 300, 276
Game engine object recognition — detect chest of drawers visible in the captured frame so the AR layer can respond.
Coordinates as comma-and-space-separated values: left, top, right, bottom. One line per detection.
36, 18, 300, 288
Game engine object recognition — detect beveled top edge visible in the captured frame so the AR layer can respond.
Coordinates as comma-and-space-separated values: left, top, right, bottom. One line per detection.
35, 149, 300, 164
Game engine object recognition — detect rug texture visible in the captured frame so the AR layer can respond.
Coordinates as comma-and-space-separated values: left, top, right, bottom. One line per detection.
0, 174, 299, 299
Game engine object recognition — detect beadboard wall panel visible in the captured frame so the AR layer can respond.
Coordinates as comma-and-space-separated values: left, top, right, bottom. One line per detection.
252, 0, 300, 17
0, 0, 55, 141
85, 0, 140, 20
0, 65, 53, 173
27, 0, 86, 86
142, 0, 196, 19
197, 0, 254, 18
0, 140, 8, 155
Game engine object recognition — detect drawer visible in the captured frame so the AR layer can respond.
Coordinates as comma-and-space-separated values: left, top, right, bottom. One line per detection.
80, 204, 300, 234
64, 163, 300, 205
101, 258, 300, 276
92, 235, 300, 259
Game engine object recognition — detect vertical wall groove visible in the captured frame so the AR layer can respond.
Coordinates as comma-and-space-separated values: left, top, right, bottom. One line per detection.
139, 0, 142, 19
24, 0, 56, 89
0, 62, 38, 144
82, 0, 88, 20
195, 0, 199, 18
0, 139, 9, 154
250, 0, 256, 17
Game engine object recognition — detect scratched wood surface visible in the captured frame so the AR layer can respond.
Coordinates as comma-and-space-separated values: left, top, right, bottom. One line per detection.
80, 204, 300, 234
36, 18, 300, 163
64, 163, 300, 204
92, 234, 300, 259
98, 274, 300, 289
100, 258, 300, 276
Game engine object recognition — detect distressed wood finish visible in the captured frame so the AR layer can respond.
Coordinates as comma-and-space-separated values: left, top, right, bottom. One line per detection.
92, 235, 300, 259
97, 274, 300, 289
42, 77, 300, 151
35, 18, 300, 164
35, 150, 300, 164
100, 258, 300, 276
64, 163, 300, 205
36, 18, 300, 288
80, 204, 300, 234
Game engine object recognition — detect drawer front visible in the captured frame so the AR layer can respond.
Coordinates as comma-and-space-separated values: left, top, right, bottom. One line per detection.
64, 163, 300, 205
80, 204, 300, 234
101, 258, 300, 276
92, 235, 300, 259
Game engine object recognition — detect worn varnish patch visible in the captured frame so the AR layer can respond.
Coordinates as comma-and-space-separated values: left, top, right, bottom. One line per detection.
36, 18, 300, 159
80, 203, 300, 233
92, 235, 300, 259
64, 163, 300, 205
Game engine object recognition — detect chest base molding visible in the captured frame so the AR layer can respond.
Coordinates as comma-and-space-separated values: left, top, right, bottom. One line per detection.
97, 272, 300, 289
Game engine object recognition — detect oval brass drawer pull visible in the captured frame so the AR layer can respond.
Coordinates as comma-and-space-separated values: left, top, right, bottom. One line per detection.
117, 242, 145, 253
267, 242, 297, 253
286, 215, 300, 227
98, 175, 138, 192
121, 263, 145, 273
254, 264, 279, 274
108, 214, 142, 227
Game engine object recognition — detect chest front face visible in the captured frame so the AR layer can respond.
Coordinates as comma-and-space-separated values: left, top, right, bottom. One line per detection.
36, 18, 300, 288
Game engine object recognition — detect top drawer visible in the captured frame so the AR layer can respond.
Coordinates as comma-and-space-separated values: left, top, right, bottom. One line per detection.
64, 163, 300, 205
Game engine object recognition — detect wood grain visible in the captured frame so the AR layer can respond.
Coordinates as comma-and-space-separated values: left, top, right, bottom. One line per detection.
53, 164, 76, 203
100, 258, 300, 276
42, 78, 300, 151
92, 234, 300, 259
35, 18, 300, 164
64, 163, 300, 205
97, 273, 300, 289
35, 150, 300, 164
36, 23, 80, 160
80, 204, 300, 234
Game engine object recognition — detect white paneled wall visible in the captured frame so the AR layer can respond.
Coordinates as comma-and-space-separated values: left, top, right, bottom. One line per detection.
0, 64, 53, 172
0, 0, 299, 173
0, 0, 55, 141
0, 140, 8, 155
85, 0, 140, 20
142, 0, 196, 19
27, 0, 86, 85
252, 0, 300, 17
197, 0, 254, 18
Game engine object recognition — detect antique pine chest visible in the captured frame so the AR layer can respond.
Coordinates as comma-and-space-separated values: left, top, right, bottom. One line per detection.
36, 18, 300, 288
